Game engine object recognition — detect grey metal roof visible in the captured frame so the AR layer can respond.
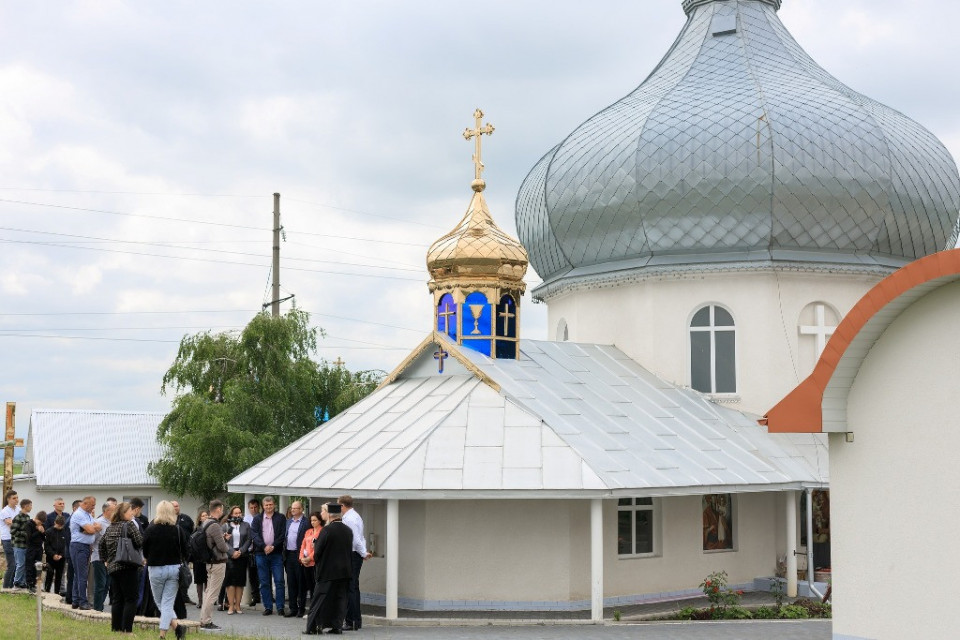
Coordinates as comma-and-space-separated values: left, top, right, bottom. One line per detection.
228, 337, 827, 498
515, 0, 960, 290
26, 409, 166, 488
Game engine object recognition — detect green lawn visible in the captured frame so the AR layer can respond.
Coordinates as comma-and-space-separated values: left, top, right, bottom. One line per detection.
0, 593, 266, 640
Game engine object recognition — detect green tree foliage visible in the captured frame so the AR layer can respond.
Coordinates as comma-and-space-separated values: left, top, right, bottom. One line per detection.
150, 310, 382, 500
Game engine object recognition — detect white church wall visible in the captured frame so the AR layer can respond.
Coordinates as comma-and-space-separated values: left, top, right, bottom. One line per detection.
546, 269, 880, 415
833, 280, 960, 640
602, 493, 776, 598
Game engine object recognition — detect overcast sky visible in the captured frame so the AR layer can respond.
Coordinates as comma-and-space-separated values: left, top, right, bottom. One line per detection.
2, 0, 959, 443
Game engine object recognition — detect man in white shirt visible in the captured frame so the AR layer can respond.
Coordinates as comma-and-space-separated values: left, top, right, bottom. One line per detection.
338, 495, 372, 631
1, 490, 21, 589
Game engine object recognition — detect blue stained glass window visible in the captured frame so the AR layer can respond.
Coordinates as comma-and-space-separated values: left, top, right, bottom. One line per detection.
462, 338, 491, 357
495, 339, 516, 359
463, 291, 491, 337
437, 294, 457, 340
496, 295, 517, 338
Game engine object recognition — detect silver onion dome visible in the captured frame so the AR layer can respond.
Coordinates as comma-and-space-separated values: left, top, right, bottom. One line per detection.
516, 0, 960, 289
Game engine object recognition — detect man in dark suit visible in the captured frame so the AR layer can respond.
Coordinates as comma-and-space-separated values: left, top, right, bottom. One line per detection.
250, 496, 287, 616
282, 500, 309, 618
304, 503, 353, 635
172, 501, 196, 604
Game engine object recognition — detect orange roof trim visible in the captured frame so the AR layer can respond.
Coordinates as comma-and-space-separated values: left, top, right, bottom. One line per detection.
763, 249, 960, 433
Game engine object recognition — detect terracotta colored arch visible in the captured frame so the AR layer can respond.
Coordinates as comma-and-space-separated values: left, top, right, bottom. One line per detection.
764, 249, 960, 433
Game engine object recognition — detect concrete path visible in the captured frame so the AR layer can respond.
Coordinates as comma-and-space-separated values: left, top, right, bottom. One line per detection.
205, 609, 830, 639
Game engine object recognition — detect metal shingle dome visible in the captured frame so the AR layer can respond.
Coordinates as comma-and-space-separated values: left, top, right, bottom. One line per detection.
515, 0, 960, 290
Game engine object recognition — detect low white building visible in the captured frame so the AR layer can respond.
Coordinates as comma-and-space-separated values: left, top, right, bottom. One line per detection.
230, 334, 827, 619
765, 249, 960, 640
12, 409, 204, 520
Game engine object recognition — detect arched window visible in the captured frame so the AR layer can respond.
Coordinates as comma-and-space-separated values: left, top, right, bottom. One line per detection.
556, 318, 569, 342
690, 305, 736, 394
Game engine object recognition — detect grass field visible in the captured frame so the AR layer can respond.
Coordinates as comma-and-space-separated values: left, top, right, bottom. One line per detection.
0, 593, 263, 640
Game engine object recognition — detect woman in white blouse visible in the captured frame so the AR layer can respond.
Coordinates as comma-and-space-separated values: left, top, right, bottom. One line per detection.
222, 505, 252, 614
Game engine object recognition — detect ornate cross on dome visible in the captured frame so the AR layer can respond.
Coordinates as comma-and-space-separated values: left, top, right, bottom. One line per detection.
463, 108, 495, 181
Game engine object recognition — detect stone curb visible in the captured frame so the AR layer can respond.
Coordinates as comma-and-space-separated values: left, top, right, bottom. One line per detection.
1, 587, 202, 633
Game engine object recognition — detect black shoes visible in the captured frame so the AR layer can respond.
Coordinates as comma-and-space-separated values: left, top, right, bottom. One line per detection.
327, 630, 343, 635
175, 623, 187, 639
200, 622, 221, 630
262, 609, 273, 616
284, 610, 299, 618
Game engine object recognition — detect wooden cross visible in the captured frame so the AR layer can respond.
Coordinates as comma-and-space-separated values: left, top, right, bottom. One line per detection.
498, 305, 516, 335
2, 402, 21, 498
333, 357, 345, 367
433, 348, 449, 374
437, 304, 456, 334
463, 108, 495, 181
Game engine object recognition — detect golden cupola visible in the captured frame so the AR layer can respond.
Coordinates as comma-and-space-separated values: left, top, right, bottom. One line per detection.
426, 109, 528, 360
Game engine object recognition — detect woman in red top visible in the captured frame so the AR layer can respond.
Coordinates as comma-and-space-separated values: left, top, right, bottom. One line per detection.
298, 511, 324, 583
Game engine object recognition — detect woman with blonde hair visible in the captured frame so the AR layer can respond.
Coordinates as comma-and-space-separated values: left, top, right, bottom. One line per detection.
142, 501, 187, 639
99, 502, 143, 633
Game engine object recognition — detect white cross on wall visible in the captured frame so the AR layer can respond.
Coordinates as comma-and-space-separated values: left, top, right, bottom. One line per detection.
799, 303, 836, 357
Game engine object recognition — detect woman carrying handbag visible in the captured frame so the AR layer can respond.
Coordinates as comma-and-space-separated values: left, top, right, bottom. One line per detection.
98, 502, 144, 633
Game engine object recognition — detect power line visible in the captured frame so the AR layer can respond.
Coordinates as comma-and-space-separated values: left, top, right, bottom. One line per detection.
0, 332, 411, 349
0, 197, 431, 247
285, 196, 446, 230
0, 187, 265, 198
0, 226, 424, 272
0, 238, 425, 281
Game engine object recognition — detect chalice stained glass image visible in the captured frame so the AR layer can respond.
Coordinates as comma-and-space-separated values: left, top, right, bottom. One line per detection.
468, 304, 484, 334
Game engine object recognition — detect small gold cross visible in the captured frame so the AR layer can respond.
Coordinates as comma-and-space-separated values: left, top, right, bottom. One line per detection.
333, 357, 345, 367
463, 108, 495, 181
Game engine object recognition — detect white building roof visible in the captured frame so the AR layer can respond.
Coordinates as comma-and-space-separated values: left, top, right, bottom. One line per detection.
229, 335, 827, 499
25, 409, 167, 489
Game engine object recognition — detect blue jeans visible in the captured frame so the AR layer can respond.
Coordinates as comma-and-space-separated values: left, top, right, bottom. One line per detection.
1, 539, 13, 588
147, 564, 180, 630
70, 541, 92, 607
12, 546, 27, 586
255, 553, 285, 612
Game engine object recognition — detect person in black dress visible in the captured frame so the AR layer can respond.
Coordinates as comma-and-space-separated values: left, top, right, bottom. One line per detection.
304, 503, 354, 635
44, 515, 67, 594
222, 505, 252, 614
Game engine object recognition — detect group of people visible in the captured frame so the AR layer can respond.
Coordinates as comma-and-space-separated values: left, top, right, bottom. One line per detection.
2, 489, 372, 635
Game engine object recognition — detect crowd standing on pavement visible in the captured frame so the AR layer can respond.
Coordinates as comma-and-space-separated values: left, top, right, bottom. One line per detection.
1, 489, 373, 635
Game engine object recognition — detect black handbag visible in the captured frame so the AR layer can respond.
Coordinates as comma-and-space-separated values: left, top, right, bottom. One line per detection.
177, 527, 193, 592
115, 522, 144, 566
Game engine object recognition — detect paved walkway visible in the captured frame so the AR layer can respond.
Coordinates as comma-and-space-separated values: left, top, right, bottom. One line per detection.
198, 594, 831, 639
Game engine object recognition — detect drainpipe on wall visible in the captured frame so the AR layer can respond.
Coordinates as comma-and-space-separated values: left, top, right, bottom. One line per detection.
806, 488, 824, 599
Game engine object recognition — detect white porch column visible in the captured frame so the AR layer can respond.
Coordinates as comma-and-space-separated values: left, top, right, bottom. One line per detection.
279, 495, 290, 513
785, 490, 798, 598
590, 498, 604, 622
386, 499, 399, 620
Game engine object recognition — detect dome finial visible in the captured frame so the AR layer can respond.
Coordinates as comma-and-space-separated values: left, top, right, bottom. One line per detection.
463, 108, 495, 188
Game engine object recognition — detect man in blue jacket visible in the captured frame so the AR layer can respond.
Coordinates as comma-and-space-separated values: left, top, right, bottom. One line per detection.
250, 496, 287, 616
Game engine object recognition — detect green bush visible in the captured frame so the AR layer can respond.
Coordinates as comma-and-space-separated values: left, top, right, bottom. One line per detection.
792, 597, 832, 618
676, 606, 698, 620
779, 604, 811, 619
754, 605, 777, 619
721, 605, 753, 619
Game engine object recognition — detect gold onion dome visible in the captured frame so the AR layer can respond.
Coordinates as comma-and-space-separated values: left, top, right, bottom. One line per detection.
427, 109, 528, 293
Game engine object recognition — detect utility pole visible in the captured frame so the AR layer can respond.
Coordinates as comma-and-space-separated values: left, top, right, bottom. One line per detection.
3, 402, 23, 497
272, 192, 281, 318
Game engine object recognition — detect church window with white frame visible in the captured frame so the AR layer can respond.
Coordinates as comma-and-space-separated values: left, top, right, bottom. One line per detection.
617, 497, 658, 557
689, 305, 736, 394
798, 302, 840, 374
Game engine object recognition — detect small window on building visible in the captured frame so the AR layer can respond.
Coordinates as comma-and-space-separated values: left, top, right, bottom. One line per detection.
617, 497, 657, 557
690, 305, 736, 394
702, 493, 735, 552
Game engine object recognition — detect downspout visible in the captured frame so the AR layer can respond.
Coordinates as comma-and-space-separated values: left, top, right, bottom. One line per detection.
806, 488, 824, 599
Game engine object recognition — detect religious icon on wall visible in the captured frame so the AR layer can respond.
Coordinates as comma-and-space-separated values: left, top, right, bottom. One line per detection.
800, 490, 831, 545
702, 493, 734, 551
